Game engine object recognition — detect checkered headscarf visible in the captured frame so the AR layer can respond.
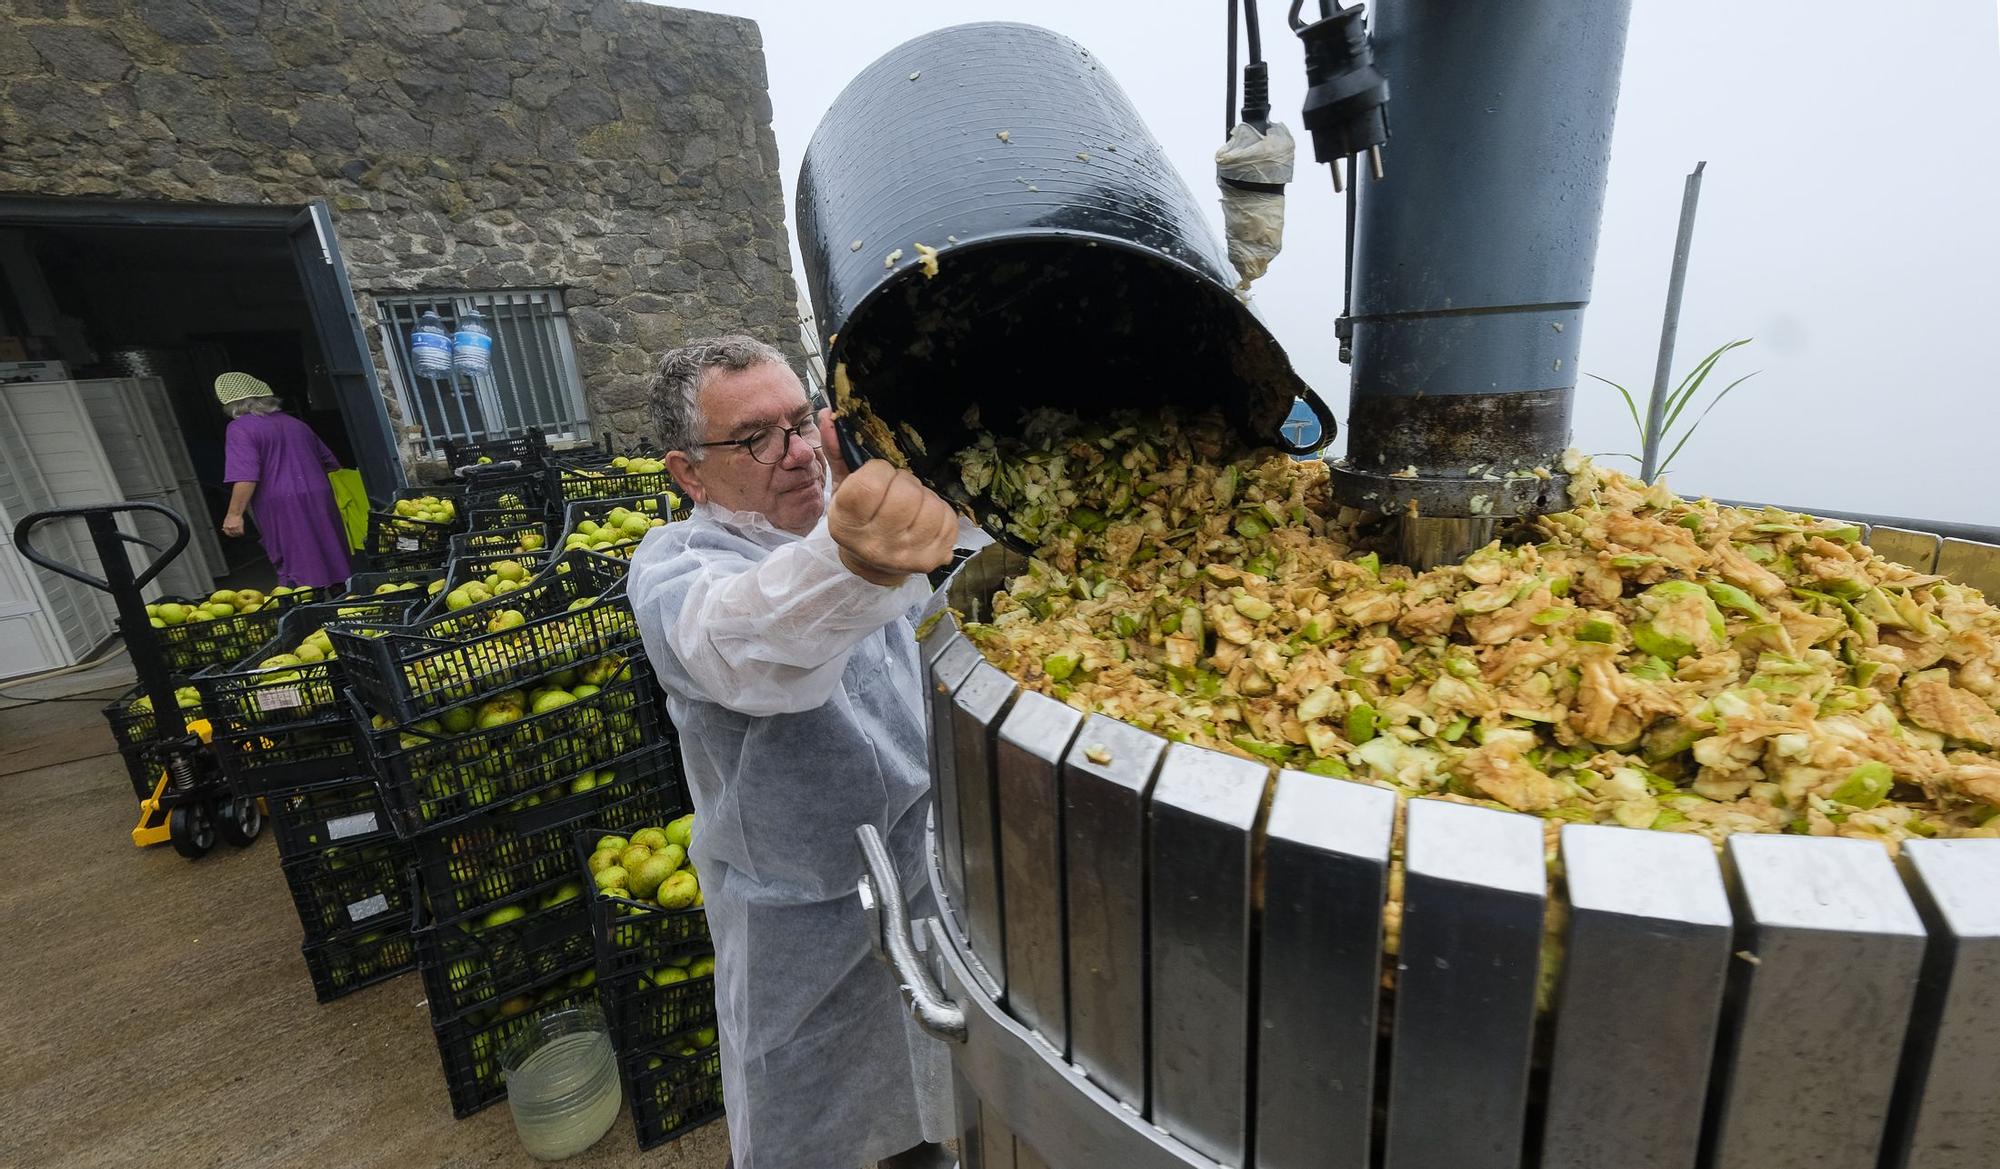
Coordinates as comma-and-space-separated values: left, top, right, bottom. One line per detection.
214, 372, 274, 403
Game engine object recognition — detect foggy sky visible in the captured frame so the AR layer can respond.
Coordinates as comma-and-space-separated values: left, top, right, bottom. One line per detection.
673, 0, 2000, 526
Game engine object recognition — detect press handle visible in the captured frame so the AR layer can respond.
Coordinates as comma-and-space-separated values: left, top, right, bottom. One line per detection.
856, 822, 967, 1043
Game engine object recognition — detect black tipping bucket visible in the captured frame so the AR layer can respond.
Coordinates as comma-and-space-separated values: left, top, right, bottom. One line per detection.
796, 22, 1328, 486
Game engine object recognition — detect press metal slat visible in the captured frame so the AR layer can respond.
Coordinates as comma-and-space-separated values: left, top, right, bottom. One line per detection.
951, 661, 1020, 995
1707, 835, 1927, 1169
926, 636, 985, 951
1383, 799, 1545, 1169
1541, 825, 1734, 1169
995, 691, 1083, 1050
1888, 840, 2000, 1169
1062, 714, 1168, 1112
1147, 743, 1268, 1166
1936, 537, 2000, 599
1255, 771, 1396, 1169
1866, 526, 1944, 574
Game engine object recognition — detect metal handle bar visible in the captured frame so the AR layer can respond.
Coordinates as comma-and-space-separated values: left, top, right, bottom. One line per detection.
856, 822, 968, 1043
12, 501, 192, 595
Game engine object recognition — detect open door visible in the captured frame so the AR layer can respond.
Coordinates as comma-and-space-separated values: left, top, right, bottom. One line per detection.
289, 201, 402, 499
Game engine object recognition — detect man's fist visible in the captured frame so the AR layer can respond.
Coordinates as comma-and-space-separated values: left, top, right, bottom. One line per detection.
827, 462, 958, 587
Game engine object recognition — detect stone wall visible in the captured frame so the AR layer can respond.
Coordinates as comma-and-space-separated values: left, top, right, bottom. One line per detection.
0, 0, 801, 456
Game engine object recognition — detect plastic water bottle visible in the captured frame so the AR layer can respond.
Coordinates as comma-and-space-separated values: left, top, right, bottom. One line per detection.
411, 310, 454, 379
453, 308, 494, 379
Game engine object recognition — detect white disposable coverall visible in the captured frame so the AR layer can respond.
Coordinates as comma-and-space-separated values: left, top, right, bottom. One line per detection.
628, 497, 951, 1168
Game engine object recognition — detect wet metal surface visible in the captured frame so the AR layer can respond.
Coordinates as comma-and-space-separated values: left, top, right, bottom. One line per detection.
1707, 835, 1927, 1169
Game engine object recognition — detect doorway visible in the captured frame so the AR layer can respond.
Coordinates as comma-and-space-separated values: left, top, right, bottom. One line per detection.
0, 197, 399, 587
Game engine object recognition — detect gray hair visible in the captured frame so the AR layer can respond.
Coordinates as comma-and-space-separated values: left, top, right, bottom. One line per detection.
646, 335, 788, 462
223, 395, 284, 418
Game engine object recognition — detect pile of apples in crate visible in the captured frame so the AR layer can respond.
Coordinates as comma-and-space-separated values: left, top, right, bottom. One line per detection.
581, 813, 725, 1148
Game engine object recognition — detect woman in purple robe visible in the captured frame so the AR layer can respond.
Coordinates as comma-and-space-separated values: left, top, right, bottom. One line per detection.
215, 371, 353, 588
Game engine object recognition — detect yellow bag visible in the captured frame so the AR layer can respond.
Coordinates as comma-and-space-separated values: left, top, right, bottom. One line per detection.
327, 469, 368, 551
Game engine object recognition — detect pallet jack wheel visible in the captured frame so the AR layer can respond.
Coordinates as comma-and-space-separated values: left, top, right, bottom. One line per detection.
216, 795, 264, 848
168, 802, 216, 859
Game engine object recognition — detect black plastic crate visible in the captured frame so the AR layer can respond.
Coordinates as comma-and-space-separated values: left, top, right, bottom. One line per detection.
357, 657, 660, 835
326, 550, 639, 724
291, 591, 426, 628
577, 831, 711, 983
417, 549, 556, 621
147, 587, 326, 674
449, 522, 551, 559
466, 506, 544, 532
589, 894, 712, 985
101, 682, 204, 799
547, 462, 684, 510
265, 774, 395, 856
211, 714, 362, 794
409, 745, 685, 923
363, 511, 458, 562
301, 917, 417, 1004
627, 1044, 724, 1151
413, 872, 597, 1024
443, 430, 548, 472
342, 568, 446, 605
283, 838, 415, 942
194, 607, 399, 737
558, 493, 683, 560
431, 973, 599, 1118
603, 966, 717, 1055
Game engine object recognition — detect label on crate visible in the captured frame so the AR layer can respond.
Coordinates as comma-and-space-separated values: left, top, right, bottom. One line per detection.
255, 685, 303, 711
326, 811, 379, 841
347, 893, 391, 923
396, 536, 420, 551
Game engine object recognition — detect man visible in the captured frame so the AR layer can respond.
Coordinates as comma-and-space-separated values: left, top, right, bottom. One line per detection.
627, 336, 960, 1169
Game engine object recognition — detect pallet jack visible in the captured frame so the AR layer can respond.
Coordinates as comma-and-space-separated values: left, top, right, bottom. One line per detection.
14, 501, 264, 858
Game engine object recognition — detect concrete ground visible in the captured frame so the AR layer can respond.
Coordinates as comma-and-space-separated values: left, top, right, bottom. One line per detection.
0, 651, 730, 1169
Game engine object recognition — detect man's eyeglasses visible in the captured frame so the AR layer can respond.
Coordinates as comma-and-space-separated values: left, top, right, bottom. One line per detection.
695, 417, 823, 465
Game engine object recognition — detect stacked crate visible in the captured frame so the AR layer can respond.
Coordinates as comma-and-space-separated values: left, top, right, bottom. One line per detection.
557, 493, 684, 561
575, 827, 722, 1149
102, 682, 210, 801
193, 593, 424, 1000
361, 485, 467, 573
331, 549, 690, 1118
546, 451, 686, 514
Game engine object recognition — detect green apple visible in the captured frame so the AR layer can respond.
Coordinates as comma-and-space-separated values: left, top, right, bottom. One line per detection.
592, 866, 629, 892
619, 844, 652, 870
627, 853, 676, 899
656, 870, 698, 909
664, 813, 694, 849
629, 827, 669, 851
481, 904, 527, 930
530, 690, 575, 715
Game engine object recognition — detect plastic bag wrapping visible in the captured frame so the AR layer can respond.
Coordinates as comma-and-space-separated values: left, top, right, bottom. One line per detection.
1215, 121, 1296, 289
629, 500, 930, 719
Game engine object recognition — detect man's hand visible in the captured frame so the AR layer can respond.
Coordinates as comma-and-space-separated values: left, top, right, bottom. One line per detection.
222, 514, 245, 538
816, 407, 849, 492
827, 462, 957, 587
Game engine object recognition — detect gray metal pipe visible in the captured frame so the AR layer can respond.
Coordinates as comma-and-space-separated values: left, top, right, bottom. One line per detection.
1332, 0, 1634, 539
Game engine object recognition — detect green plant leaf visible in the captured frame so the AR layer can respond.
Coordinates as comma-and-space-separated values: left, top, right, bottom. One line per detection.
1586, 372, 1645, 444
1657, 369, 1760, 476
1660, 339, 1752, 441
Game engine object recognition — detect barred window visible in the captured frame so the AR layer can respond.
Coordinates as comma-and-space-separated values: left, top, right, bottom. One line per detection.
374, 290, 592, 454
